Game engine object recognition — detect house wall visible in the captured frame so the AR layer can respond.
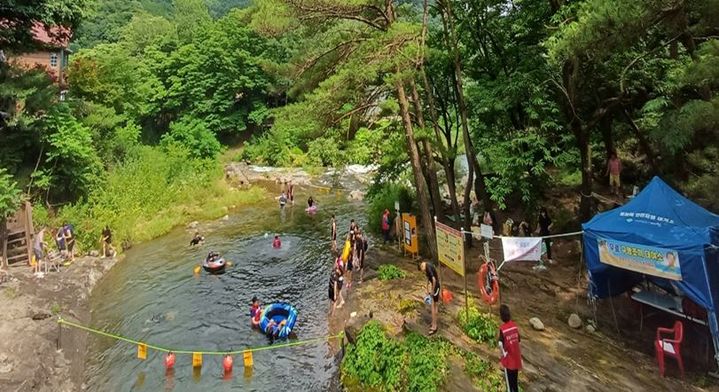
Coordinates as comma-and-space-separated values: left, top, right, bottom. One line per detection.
9, 50, 67, 85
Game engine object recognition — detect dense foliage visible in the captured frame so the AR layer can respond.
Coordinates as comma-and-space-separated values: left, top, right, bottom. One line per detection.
342, 320, 503, 391
2, 0, 718, 254
341, 320, 451, 392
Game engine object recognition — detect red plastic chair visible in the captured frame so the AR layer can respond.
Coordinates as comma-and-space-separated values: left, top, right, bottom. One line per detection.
654, 321, 684, 378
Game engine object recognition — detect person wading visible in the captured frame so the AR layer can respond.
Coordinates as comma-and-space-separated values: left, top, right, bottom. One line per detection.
330, 215, 337, 253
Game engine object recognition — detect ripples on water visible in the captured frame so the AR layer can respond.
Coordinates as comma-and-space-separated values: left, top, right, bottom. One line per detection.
85, 192, 367, 391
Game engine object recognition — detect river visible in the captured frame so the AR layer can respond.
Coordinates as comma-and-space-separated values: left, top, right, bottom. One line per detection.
84, 185, 368, 391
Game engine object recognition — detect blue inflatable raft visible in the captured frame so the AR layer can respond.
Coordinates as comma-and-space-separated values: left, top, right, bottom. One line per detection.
259, 303, 298, 339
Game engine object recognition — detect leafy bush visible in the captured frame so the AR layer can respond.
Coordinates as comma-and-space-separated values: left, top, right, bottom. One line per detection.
377, 264, 407, 281
161, 118, 222, 160
341, 321, 405, 391
0, 168, 21, 219
457, 301, 499, 344
366, 183, 414, 234
341, 321, 453, 392
307, 136, 343, 167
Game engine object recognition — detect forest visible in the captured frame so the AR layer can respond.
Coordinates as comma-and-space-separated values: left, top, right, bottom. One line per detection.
1, 0, 718, 252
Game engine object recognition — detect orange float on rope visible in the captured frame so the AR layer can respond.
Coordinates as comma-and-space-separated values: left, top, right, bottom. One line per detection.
164, 352, 176, 369
223, 355, 233, 373
477, 261, 500, 305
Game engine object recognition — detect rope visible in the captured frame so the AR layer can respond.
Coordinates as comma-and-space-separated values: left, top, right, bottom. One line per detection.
460, 229, 584, 240
57, 317, 343, 355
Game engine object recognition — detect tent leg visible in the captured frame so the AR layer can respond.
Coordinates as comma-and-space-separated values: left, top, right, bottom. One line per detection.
707, 311, 719, 377
608, 282, 620, 335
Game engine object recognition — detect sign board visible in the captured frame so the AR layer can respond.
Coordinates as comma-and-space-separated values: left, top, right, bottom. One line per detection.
402, 213, 418, 255
598, 237, 681, 280
501, 237, 542, 262
436, 221, 465, 276
480, 224, 494, 239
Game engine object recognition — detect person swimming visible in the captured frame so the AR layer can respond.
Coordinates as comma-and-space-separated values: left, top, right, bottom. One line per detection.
273, 235, 282, 248
265, 319, 287, 339
190, 232, 204, 246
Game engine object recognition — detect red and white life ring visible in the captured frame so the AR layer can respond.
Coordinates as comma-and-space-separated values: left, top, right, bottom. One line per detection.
477, 260, 500, 305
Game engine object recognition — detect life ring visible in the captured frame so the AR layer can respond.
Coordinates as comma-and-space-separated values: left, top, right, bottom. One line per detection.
477, 259, 499, 305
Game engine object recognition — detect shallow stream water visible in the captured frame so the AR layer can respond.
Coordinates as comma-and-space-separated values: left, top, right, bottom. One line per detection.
84, 187, 367, 391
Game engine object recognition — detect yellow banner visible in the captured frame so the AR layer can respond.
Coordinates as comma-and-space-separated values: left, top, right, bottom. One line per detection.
402, 213, 418, 255
243, 350, 254, 368
137, 343, 147, 360
192, 352, 202, 368
436, 221, 464, 276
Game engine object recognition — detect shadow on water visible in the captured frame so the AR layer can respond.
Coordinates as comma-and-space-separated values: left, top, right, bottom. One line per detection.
85, 189, 368, 391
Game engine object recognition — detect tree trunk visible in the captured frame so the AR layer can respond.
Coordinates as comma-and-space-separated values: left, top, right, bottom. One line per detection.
421, 70, 461, 221
441, 0, 489, 213
576, 121, 594, 221
396, 79, 438, 261
410, 81, 445, 222
599, 115, 614, 161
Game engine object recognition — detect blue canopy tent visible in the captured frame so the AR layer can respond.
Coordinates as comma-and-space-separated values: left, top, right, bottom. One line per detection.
583, 176, 719, 369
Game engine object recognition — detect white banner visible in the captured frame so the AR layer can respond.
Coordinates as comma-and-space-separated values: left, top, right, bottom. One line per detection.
501, 237, 542, 262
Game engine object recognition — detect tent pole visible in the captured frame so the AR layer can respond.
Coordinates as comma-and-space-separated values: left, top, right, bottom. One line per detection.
708, 311, 719, 377
608, 281, 621, 335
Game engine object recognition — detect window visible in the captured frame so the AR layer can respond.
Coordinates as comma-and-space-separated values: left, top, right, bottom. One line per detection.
50, 53, 58, 67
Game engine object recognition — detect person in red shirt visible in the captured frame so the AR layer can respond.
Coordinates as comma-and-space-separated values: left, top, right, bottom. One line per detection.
606, 151, 623, 196
498, 304, 522, 392
272, 235, 281, 248
381, 209, 391, 243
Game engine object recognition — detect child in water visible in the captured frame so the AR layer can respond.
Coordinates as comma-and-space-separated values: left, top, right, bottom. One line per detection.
250, 296, 262, 326
273, 235, 282, 248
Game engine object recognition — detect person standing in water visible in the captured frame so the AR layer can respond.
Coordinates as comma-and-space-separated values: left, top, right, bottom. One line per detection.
272, 235, 282, 248
498, 304, 522, 392
331, 215, 337, 253
288, 180, 295, 205
189, 232, 204, 246
419, 261, 440, 335
279, 192, 288, 208
307, 196, 315, 208
328, 263, 341, 316
334, 255, 346, 308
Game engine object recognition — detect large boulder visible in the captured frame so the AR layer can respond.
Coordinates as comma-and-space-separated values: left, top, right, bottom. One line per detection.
529, 317, 545, 331
568, 313, 582, 329
348, 190, 365, 201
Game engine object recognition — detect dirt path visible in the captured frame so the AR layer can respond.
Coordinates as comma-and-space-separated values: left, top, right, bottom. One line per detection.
333, 241, 717, 391
0, 256, 119, 391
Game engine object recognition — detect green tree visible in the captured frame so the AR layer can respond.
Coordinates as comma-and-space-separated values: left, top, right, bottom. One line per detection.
0, 0, 86, 52
161, 117, 222, 159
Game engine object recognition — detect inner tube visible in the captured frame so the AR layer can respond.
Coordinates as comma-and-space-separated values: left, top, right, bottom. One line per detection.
477, 259, 499, 305
259, 303, 298, 339
202, 257, 227, 273
305, 205, 318, 213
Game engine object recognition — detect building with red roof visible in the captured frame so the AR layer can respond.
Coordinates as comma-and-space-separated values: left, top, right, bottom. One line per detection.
5, 22, 72, 87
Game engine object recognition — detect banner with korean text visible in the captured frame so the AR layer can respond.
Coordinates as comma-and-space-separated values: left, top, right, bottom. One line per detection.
597, 237, 681, 280
436, 221, 465, 276
501, 237, 542, 262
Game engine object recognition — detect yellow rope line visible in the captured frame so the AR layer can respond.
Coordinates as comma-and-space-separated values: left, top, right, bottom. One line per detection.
58, 317, 343, 355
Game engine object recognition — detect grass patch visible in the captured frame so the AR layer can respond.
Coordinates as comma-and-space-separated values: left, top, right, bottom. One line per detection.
377, 264, 406, 281
457, 300, 499, 344
461, 349, 505, 390
50, 146, 265, 252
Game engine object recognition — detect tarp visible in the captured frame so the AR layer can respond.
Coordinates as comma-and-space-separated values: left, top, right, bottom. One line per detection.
583, 176, 719, 366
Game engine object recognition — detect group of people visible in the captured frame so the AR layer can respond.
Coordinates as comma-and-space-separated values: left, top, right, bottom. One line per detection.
479, 206, 555, 265
328, 216, 368, 316
31, 223, 115, 273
